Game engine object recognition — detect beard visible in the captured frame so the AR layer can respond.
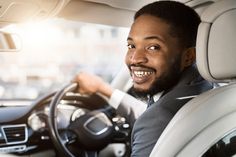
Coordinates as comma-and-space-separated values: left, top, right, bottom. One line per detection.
129, 56, 182, 99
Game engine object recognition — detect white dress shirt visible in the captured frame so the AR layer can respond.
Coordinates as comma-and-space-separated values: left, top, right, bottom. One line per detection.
108, 89, 163, 113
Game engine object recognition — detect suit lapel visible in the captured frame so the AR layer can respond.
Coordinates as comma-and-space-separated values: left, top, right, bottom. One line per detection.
148, 65, 212, 114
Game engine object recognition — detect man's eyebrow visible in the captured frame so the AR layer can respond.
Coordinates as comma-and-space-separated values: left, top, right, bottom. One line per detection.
127, 36, 165, 43
127, 37, 132, 41
144, 36, 165, 43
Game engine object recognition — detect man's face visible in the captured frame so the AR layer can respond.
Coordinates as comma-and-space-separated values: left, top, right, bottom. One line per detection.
125, 15, 185, 96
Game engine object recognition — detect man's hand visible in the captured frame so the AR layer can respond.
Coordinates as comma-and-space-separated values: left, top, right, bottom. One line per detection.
73, 72, 113, 98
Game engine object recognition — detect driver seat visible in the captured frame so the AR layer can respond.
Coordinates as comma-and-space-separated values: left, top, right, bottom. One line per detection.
150, 0, 236, 156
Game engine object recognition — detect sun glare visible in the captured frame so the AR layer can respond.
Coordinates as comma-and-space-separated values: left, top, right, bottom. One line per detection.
0, 18, 128, 99
6, 21, 62, 44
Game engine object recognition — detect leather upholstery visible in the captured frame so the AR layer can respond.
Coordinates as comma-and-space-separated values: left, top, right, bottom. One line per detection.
196, 0, 236, 82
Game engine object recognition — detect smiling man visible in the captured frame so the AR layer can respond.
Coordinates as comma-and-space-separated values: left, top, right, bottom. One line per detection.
126, 14, 183, 98
74, 1, 213, 156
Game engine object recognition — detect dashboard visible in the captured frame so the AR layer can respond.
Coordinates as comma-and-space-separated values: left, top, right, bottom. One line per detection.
0, 100, 80, 154
0, 92, 130, 155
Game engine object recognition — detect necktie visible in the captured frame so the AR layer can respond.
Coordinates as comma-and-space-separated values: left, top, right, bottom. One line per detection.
147, 96, 154, 108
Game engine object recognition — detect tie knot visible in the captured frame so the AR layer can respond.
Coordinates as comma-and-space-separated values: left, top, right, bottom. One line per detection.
147, 96, 154, 108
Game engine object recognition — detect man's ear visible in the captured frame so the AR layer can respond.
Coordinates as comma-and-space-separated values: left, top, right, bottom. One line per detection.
180, 47, 196, 71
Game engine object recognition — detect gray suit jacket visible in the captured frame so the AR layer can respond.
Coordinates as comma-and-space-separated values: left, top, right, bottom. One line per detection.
129, 65, 213, 157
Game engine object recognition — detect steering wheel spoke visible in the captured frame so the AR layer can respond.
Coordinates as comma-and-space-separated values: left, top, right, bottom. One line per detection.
59, 129, 77, 146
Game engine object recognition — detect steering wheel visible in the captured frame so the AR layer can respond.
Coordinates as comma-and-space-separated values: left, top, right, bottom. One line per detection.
48, 83, 115, 157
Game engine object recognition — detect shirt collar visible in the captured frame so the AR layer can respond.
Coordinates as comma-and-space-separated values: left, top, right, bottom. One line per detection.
148, 91, 164, 103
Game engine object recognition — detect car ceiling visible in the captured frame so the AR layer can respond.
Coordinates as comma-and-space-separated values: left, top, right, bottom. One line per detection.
0, 0, 216, 28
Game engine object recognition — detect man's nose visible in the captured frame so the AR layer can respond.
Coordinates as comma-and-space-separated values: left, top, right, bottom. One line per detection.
129, 49, 148, 64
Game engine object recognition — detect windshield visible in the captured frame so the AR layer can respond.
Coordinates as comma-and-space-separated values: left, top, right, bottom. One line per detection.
0, 18, 129, 100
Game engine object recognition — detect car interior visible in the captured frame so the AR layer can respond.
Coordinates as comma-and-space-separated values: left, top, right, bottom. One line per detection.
0, 0, 235, 157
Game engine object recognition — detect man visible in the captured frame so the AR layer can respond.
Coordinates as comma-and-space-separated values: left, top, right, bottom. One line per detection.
74, 1, 213, 156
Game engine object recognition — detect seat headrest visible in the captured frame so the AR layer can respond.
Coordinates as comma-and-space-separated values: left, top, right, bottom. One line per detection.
196, 0, 236, 83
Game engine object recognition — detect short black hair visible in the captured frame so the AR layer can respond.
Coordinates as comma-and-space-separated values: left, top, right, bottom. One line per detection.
134, 1, 201, 48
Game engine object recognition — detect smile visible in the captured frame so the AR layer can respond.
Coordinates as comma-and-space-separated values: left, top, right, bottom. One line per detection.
133, 71, 154, 78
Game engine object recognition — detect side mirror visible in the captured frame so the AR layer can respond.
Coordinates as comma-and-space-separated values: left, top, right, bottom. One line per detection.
0, 31, 21, 52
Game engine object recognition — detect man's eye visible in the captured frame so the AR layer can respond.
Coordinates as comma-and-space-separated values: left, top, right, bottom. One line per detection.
127, 44, 135, 49
148, 45, 160, 51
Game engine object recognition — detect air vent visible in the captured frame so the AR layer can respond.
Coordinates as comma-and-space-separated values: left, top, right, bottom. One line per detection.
2, 124, 27, 144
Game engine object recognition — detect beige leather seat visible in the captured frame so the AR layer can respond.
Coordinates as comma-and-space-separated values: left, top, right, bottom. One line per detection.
150, 0, 236, 156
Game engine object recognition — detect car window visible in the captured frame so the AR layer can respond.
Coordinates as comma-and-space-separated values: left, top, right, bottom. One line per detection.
202, 129, 236, 157
0, 18, 129, 100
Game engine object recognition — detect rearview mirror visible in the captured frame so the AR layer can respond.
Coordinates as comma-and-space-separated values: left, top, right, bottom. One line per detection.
0, 31, 21, 52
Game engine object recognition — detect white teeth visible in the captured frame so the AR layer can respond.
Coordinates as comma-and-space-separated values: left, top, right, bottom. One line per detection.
133, 71, 153, 78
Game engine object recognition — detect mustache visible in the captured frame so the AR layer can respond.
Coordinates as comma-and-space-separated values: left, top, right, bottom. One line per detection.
128, 64, 156, 72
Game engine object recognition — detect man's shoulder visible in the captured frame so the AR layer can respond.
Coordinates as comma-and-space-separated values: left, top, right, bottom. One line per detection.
159, 72, 213, 114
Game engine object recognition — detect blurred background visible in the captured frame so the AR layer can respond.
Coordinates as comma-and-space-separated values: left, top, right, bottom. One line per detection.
0, 18, 129, 100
